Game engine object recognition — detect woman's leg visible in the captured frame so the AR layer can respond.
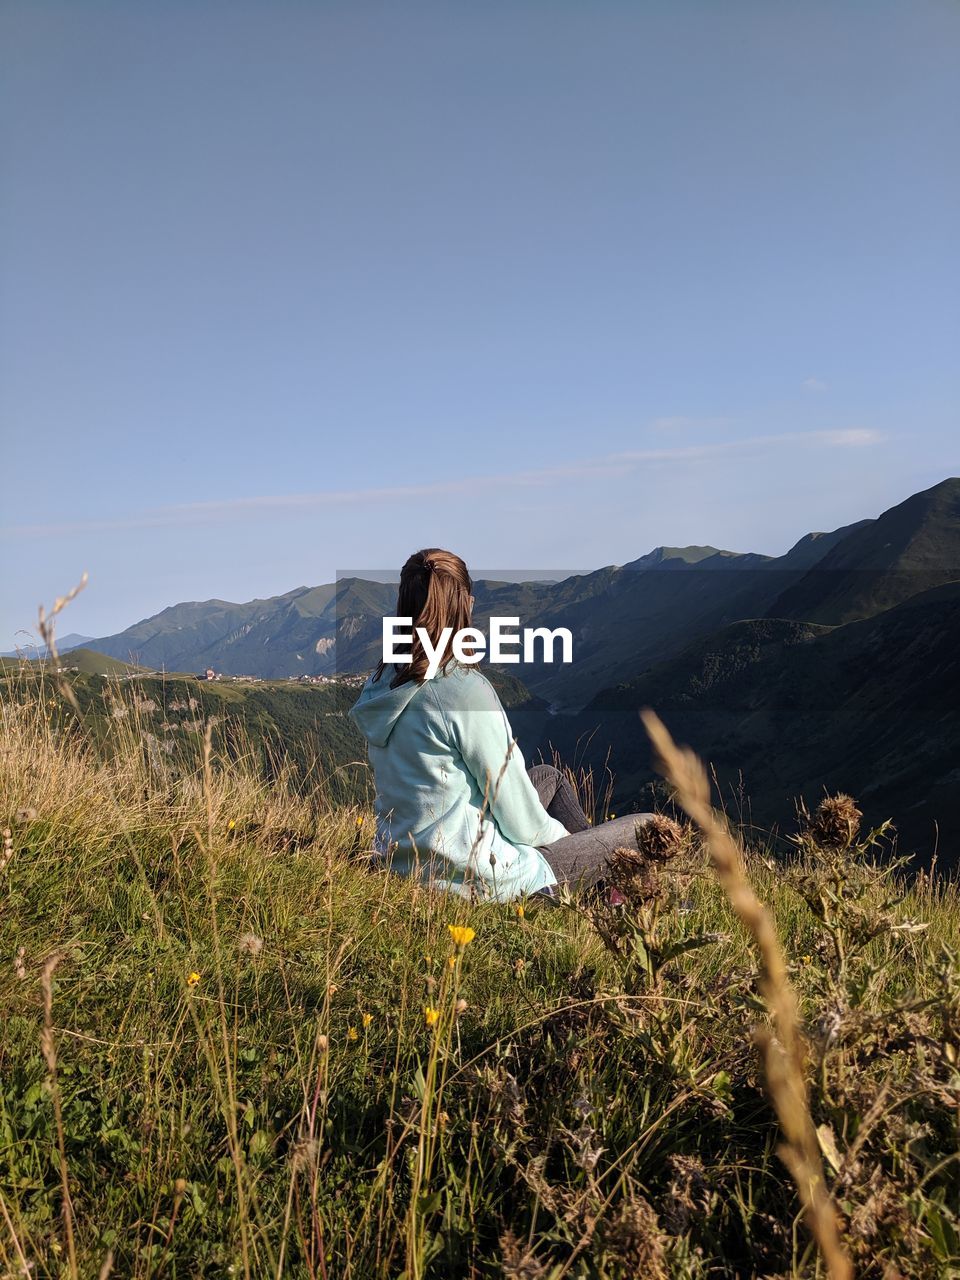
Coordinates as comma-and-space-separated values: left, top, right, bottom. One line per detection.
539, 813, 657, 891
526, 764, 591, 834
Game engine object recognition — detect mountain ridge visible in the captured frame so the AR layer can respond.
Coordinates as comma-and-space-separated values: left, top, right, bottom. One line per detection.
77, 478, 959, 705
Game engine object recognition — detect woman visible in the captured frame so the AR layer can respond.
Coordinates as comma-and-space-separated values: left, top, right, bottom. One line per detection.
349, 548, 655, 900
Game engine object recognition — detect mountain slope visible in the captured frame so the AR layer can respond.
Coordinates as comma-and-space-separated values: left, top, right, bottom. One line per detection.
768, 477, 960, 624
514, 524, 864, 709
549, 584, 960, 864
49, 647, 150, 676
89, 581, 397, 679
622, 545, 724, 571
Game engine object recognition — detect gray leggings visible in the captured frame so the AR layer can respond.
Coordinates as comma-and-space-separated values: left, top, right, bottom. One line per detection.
527, 764, 655, 890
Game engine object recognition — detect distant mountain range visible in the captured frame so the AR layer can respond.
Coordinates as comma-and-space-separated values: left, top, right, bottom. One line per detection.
36, 476, 960, 864
3, 632, 95, 659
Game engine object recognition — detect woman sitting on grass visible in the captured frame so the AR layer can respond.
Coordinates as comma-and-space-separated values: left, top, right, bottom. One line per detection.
349, 548, 655, 900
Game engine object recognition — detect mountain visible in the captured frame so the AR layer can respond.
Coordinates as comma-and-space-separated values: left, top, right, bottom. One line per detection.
53, 632, 94, 653
3, 632, 94, 659
87, 581, 397, 679
622, 545, 724, 570
528, 479, 959, 708
546, 580, 960, 864
81, 479, 958, 708
499, 529, 855, 709
773, 520, 874, 574
768, 478, 960, 624
536, 478, 960, 861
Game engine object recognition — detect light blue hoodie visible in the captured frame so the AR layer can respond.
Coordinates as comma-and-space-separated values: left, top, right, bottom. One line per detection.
348, 663, 566, 900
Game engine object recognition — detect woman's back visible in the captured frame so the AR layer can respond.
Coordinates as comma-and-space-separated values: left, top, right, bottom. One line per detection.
350, 662, 565, 899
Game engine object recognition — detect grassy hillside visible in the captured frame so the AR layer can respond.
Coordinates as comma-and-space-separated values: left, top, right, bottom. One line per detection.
0, 662, 551, 814
0, 672, 958, 1276
0, 649, 148, 678
0, 665, 371, 807
21, 647, 150, 677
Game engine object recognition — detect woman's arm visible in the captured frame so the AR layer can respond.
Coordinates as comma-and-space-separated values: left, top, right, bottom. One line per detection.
441, 674, 568, 848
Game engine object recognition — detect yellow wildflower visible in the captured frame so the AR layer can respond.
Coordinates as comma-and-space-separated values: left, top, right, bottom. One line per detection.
355, 815, 363, 828
424, 1006, 440, 1026
424, 955, 432, 966
347, 1025, 359, 1042
227, 819, 236, 830
447, 925, 475, 948
361, 1012, 373, 1028
186, 971, 201, 987
609, 813, 616, 820
515, 904, 525, 919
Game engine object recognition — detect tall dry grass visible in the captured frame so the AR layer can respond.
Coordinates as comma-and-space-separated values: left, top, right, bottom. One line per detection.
642, 709, 852, 1280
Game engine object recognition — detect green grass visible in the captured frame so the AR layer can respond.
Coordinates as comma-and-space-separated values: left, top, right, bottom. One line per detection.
1, 671, 958, 1278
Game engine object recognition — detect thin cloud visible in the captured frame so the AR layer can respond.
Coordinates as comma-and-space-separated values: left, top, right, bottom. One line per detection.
802, 376, 829, 392
3, 428, 883, 539
816, 428, 878, 446
614, 428, 882, 463
648, 415, 730, 432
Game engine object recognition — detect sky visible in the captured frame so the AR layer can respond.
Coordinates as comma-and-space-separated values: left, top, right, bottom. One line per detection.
1, 0, 958, 648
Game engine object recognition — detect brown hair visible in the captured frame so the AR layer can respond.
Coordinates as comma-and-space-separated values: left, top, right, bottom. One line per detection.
374, 548, 474, 688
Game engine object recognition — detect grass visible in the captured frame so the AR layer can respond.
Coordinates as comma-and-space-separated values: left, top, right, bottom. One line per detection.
1, 665, 959, 1278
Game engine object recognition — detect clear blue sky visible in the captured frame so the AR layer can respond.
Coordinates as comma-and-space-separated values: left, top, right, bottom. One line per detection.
2, 0, 957, 648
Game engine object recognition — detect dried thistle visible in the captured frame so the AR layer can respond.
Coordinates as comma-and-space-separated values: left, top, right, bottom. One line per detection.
635, 812, 687, 862
605, 845, 662, 905
807, 794, 863, 850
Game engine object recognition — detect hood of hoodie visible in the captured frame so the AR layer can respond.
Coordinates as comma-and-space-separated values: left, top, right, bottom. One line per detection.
348, 671, 425, 747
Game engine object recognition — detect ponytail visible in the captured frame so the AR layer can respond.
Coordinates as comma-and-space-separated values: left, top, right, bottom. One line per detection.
374, 548, 473, 687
